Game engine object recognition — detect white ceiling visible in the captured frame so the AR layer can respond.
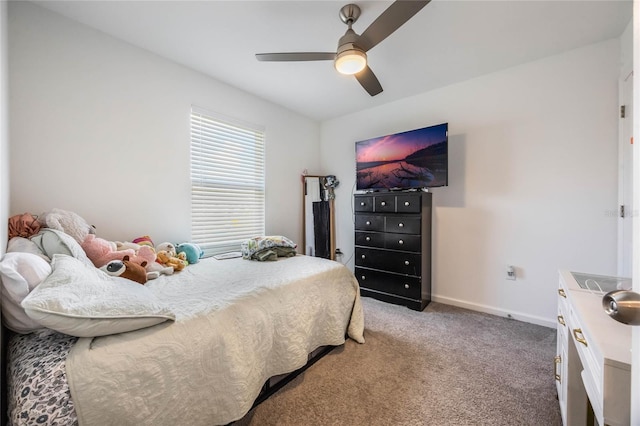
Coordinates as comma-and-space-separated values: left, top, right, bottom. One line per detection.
33, 0, 632, 122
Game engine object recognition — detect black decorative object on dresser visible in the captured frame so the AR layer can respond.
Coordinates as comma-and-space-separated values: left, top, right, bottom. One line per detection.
354, 191, 432, 311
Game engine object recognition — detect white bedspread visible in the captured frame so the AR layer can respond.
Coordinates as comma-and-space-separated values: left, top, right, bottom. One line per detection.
65, 255, 364, 426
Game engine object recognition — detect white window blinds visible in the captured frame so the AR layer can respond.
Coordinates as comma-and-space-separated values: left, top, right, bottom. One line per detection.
190, 107, 265, 257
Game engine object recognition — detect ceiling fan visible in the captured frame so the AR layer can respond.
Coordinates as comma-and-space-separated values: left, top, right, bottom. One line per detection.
255, 1, 430, 97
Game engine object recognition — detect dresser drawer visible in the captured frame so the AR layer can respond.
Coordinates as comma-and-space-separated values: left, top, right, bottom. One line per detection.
396, 194, 421, 213
355, 247, 421, 276
385, 216, 421, 234
354, 195, 374, 212
384, 233, 420, 252
355, 214, 384, 232
374, 194, 395, 213
355, 231, 384, 248
355, 267, 421, 299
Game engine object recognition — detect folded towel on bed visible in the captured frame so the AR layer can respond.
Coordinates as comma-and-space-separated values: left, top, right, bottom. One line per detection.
241, 236, 297, 261
251, 246, 297, 261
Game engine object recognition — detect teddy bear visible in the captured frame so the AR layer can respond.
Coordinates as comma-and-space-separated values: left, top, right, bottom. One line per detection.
81, 234, 156, 268
156, 250, 186, 272
38, 208, 95, 244
176, 242, 204, 264
100, 255, 149, 285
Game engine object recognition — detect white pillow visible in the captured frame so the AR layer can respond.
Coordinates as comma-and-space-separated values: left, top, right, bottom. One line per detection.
21, 255, 175, 337
0, 252, 51, 333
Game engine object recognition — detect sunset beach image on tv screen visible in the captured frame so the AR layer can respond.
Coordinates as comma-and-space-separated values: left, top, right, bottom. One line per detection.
355, 123, 448, 191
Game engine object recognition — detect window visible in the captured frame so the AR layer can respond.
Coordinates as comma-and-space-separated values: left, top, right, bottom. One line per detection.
190, 107, 265, 256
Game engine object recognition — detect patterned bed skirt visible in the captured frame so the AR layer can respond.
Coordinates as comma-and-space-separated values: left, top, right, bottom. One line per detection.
7, 329, 78, 426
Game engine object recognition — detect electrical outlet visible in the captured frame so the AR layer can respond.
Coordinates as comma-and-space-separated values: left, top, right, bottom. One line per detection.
506, 265, 516, 280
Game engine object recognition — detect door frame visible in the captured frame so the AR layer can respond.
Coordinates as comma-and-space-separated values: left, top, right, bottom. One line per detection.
631, 1, 639, 423
618, 69, 633, 278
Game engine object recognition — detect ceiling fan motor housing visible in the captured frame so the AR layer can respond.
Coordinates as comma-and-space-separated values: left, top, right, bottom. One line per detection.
338, 27, 360, 48
339, 4, 361, 25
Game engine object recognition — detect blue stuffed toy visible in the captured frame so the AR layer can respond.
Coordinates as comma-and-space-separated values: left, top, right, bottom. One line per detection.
176, 242, 204, 264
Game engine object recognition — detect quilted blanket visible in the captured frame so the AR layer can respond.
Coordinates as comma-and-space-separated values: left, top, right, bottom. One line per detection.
65, 255, 364, 426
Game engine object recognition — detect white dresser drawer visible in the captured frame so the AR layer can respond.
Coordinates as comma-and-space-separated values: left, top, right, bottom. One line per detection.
568, 302, 602, 398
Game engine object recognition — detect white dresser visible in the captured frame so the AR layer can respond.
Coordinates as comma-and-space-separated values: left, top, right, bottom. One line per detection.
556, 270, 631, 426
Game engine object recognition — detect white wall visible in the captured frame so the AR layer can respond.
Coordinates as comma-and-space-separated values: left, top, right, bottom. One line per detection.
321, 40, 621, 326
8, 1, 320, 246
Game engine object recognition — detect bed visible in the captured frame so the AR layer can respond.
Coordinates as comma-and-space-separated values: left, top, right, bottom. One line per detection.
1, 231, 365, 426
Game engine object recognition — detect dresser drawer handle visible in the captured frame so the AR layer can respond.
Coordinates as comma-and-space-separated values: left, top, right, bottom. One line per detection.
361, 275, 366, 280
557, 315, 565, 326
398, 223, 404, 228
404, 260, 410, 266
404, 201, 410, 206
573, 328, 587, 347
381, 201, 387, 206
404, 284, 409, 289
398, 240, 404, 245
360, 202, 365, 206
366, 221, 371, 225
554, 355, 561, 382
365, 236, 371, 242
558, 289, 566, 298
361, 254, 366, 259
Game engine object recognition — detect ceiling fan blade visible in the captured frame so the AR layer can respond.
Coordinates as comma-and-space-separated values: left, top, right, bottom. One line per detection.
358, 0, 431, 52
355, 66, 383, 96
255, 52, 336, 62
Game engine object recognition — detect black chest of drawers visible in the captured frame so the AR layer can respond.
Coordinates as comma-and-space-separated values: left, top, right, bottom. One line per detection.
354, 192, 432, 311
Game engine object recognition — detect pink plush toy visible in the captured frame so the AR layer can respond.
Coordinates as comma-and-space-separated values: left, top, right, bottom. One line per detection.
81, 234, 155, 268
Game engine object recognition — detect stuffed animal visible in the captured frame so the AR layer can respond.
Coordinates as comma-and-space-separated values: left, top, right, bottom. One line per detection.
156, 242, 177, 256
100, 259, 125, 276
82, 234, 156, 268
100, 255, 149, 285
115, 241, 142, 251
146, 260, 174, 276
38, 208, 95, 244
156, 250, 186, 272
176, 251, 188, 266
176, 242, 204, 264
120, 256, 149, 284
132, 235, 154, 248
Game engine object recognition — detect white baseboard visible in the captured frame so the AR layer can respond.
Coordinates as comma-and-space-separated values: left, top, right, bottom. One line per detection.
431, 295, 557, 329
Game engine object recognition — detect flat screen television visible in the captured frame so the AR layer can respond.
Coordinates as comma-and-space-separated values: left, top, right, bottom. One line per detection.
355, 122, 448, 191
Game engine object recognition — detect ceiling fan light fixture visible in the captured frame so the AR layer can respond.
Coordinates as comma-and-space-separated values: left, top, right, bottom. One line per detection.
334, 48, 367, 75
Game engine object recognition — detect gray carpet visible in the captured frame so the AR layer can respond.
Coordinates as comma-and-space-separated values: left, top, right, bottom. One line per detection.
237, 297, 562, 425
